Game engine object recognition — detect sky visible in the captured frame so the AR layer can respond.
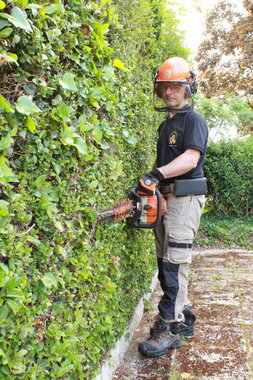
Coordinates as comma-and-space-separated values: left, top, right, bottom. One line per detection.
176, 0, 246, 56
176, 0, 219, 55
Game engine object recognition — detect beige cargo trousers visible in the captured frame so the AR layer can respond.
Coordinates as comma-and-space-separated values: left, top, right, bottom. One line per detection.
154, 192, 205, 323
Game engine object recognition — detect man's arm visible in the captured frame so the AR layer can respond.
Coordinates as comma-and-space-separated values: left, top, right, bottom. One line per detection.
158, 149, 201, 179
137, 149, 201, 195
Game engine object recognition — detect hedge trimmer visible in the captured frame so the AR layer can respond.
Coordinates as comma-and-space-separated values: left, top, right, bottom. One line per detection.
97, 184, 167, 229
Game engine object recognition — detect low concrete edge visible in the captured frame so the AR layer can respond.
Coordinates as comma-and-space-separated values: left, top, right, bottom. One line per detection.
94, 271, 158, 380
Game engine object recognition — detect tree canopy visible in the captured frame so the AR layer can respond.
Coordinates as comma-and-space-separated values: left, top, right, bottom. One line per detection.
196, 0, 253, 98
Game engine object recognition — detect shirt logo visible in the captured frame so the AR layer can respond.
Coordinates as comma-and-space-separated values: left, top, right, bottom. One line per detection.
168, 131, 177, 146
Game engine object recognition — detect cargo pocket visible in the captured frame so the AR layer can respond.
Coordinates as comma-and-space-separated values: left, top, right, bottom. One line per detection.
185, 195, 205, 237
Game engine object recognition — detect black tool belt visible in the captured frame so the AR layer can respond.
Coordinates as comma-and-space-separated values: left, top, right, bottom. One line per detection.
159, 178, 207, 196
159, 183, 175, 194
174, 177, 207, 196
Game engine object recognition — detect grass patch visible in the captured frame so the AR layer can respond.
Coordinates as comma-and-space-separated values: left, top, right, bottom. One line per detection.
194, 213, 253, 250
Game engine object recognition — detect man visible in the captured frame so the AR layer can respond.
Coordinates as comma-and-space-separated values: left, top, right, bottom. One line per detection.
137, 57, 208, 357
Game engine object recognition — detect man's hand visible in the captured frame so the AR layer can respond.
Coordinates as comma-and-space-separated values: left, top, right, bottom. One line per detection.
137, 168, 165, 195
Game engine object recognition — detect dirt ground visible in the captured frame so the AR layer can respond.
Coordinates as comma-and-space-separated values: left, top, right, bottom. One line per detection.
112, 249, 253, 380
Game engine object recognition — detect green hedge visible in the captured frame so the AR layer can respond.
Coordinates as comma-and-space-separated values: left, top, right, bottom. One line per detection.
0, 1, 188, 378
204, 137, 253, 217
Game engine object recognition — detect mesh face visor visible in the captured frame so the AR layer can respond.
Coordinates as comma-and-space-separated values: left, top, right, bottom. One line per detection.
153, 82, 194, 113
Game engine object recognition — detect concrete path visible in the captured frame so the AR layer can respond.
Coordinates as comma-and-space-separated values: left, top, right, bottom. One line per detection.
112, 250, 253, 380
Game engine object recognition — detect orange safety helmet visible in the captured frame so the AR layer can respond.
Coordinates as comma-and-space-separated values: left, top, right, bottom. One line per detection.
154, 57, 197, 97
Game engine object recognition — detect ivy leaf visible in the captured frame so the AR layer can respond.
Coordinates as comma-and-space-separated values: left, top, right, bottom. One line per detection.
101, 142, 110, 149
45, 4, 60, 15
0, 19, 10, 28
56, 364, 74, 377
89, 87, 105, 99
57, 102, 74, 120
59, 72, 78, 92
74, 137, 88, 155
0, 135, 13, 150
0, 27, 13, 38
0, 94, 14, 113
0, 200, 9, 216
25, 116, 36, 133
113, 59, 126, 70
0, 7, 33, 33
53, 220, 64, 232
41, 273, 58, 288
6, 289, 24, 299
11, 7, 32, 32
7, 52, 18, 62
127, 136, 137, 145
26, 237, 41, 246
0, 305, 9, 322
0, 263, 9, 274
0, 1, 6, 10
17, 349, 28, 358
0, 52, 18, 65
16, 96, 41, 115
92, 22, 109, 36
6, 300, 21, 314
0, 157, 15, 177
22, 82, 37, 96
61, 127, 78, 145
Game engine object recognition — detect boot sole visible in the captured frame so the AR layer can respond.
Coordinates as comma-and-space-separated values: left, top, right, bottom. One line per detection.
179, 327, 194, 339
138, 339, 181, 357
180, 332, 194, 339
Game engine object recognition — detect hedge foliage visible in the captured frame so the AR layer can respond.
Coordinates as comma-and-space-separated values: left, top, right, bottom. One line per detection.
0, 0, 189, 378
205, 137, 253, 217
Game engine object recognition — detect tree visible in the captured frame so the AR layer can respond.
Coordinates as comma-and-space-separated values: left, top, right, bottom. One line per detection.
196, 0, 253, 98
195, 94, 253, 135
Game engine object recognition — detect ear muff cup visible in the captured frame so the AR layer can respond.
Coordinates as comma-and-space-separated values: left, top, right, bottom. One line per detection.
185, 85, 192, 98
190, 81, 198, 95
188, 71, 198, 95
155, 83, 163, 98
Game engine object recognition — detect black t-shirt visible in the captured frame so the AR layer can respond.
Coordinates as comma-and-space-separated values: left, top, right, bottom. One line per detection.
156, 110, 208, 183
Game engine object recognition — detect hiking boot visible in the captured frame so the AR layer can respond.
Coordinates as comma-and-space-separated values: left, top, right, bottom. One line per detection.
178, 321, 194, 338
149, 319, 167, 336
179, 323, 194, 338
180, 306, 196, 338
138, 329, 181, 357
150, 310, 196, 339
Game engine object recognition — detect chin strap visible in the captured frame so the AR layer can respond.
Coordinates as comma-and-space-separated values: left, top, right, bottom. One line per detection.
154, 104, 193, 113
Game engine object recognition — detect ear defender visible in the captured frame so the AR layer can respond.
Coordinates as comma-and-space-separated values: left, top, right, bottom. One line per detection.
188, 71, 198, 95
153, 70, 163, 98
154, 82, 163, 98
185, 85, 192, 99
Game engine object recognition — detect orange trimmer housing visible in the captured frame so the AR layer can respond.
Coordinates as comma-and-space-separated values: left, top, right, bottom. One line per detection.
128, 185, 167, 228
139, 193, 167, 225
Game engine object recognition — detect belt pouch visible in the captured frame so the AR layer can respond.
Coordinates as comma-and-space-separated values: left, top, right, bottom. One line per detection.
174, 178, 207, 196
